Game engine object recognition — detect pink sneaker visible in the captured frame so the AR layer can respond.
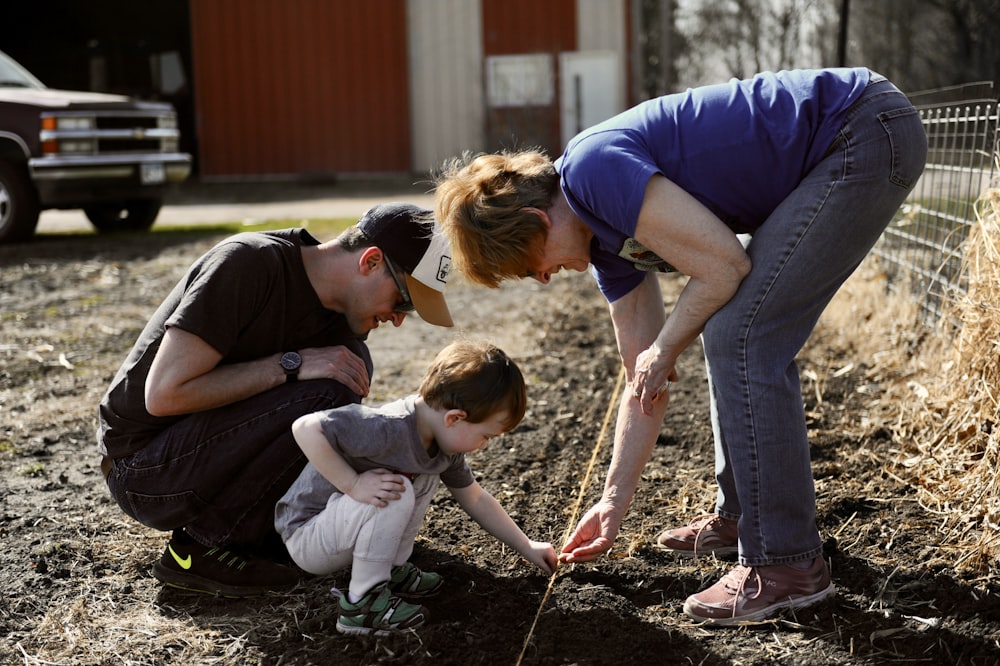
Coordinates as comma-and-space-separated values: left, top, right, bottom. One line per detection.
656, 514, 739, 558
683, 557, 835, 625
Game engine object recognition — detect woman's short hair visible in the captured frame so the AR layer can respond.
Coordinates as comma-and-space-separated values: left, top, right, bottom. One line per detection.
434, 150, 559, 288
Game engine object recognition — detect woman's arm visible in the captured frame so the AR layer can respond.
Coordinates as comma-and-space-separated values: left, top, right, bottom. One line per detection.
559, 276, 669, 562
628, 174, 751, 406
600, 167, 754, 527
560, 174, 750, 563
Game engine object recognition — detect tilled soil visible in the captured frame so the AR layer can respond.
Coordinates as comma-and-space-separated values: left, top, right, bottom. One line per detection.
2, 227, 999, 665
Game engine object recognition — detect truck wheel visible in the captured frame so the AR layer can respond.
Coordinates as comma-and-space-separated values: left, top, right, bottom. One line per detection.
84, 199, 162, 233
0, 161, 41, 244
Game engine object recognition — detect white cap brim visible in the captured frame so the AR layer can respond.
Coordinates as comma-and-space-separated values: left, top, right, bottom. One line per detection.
405, 229, 453, 327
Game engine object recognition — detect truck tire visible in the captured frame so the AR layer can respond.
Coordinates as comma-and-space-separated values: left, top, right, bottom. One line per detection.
84, 199, 163, 233
0, 160, 41, 244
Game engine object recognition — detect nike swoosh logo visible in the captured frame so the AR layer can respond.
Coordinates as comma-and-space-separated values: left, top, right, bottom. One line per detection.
168, 544, 193, 570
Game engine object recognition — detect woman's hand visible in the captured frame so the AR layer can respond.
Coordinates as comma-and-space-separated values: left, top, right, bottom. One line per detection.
558, 500, 621, 563
631, 345, 679, 415
345, 468, 407, 507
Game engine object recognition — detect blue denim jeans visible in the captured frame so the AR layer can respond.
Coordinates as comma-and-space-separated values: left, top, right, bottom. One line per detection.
105, 379, 362, 549
700, 74, 927, 566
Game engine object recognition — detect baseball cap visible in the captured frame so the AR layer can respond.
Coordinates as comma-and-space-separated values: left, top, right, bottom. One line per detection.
357, 202, 454, 327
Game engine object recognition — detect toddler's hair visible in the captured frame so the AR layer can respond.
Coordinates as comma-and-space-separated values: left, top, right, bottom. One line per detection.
419, 340, 526, 429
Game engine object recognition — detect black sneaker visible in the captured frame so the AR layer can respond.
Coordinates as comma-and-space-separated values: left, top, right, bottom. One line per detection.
151, 534, 302, 598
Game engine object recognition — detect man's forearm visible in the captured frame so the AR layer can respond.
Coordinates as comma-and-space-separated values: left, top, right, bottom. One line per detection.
147, 353, 285, 415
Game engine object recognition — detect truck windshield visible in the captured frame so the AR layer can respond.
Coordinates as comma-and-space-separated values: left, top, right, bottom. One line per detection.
0, 51, 45, 89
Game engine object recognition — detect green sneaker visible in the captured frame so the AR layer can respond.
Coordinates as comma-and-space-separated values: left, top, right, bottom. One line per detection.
336, 583, 428, 636
389, 562, 444, 598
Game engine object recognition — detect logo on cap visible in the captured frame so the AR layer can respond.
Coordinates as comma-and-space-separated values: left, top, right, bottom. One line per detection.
436, 256, 451, 284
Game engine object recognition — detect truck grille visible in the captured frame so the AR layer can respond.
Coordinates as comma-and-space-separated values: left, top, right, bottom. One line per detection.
95, 115, 161, 131
98, 138, 162, 152
39, 110, 179, 156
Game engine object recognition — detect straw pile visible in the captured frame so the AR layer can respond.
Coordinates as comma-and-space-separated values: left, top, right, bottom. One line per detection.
902, 186, 1000, 569
820, 187, 1000, 571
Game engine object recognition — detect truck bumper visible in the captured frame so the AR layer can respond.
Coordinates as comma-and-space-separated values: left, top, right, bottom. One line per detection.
29, 153, 191, 207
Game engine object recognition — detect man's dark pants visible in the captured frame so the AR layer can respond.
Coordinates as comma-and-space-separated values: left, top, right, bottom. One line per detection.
105, 379, 359, 551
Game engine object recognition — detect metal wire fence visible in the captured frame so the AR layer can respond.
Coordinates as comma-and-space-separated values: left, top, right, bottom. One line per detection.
874, 82, 1000, 323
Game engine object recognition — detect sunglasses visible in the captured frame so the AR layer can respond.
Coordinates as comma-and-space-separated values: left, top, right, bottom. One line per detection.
384, 256, 415, 314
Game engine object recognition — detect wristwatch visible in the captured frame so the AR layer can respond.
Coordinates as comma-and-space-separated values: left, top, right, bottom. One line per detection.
280, 351, 302, 382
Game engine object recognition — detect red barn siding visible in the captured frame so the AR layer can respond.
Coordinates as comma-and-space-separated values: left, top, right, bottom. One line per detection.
481, 0, 576, 55
190, 0, 410, 178
481, 0, 576, 155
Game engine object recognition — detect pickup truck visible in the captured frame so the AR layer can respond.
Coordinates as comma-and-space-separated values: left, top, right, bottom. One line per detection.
0, 49, 191, 243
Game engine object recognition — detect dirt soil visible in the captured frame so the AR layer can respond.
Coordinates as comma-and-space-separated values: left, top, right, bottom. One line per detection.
2, 226, 999, 665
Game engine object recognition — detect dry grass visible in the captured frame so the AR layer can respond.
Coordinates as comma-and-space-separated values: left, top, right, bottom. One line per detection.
8, 205, 1000, 665
815, 187, 1000, 574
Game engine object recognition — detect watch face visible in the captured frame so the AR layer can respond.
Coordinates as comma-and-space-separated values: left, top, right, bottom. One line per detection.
280, 351, 302, 372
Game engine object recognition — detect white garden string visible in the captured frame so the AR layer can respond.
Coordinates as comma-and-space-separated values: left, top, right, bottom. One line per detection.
515, 366, 626, 666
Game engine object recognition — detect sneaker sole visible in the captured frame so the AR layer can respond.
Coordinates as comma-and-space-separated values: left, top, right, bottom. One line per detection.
152, 561, 275, 598
683, 583, 836, 626
653, 543, 739, 559
335, 617, 427, 636
336, 620, 391, 637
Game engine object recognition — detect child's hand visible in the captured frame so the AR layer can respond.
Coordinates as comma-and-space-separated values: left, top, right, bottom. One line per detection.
522, 540, 558, 575
347, 468, 407, 507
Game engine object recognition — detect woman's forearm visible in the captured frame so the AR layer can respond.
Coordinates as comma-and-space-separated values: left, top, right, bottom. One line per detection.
600, 387, 670, 521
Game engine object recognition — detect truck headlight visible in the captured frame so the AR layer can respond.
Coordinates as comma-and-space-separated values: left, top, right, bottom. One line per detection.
56, 116, 95, 130
41, 115, 97, 154
58, 140, 97, 154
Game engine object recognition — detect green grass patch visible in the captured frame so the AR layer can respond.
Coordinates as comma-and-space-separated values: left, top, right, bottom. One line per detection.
39, 218, 357, 245
19, 462, 45, 477
151, 217, 356, 238
77, 294, 106, 308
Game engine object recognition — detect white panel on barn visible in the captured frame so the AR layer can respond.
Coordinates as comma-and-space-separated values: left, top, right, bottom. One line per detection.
407, 0, 485, 173
575, 0, 626, 54
559, 51, 623, 149
486, 54, 555, 107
